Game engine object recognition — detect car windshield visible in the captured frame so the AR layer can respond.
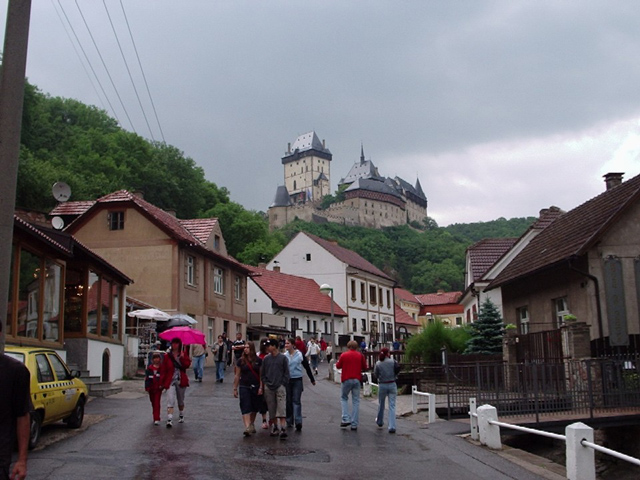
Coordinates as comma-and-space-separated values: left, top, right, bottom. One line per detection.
5, 352, 25, 363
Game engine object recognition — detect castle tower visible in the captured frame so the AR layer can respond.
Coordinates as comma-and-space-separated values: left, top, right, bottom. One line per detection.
281, 132, 332, 205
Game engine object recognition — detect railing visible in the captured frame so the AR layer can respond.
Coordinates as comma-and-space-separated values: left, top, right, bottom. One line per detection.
469, 398, 640, 479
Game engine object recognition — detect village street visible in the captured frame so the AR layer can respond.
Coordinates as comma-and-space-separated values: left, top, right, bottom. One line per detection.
22, 363, 558, 480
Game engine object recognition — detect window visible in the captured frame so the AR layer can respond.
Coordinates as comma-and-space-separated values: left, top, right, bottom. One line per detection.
108, 211, 125, 230
386, 289, 391, 308
207, 317, 214, 345
214, 235, 221, 250
313, 320, 317, 333
379, 287, 383, 306
360, 282, 366, 303
18, 249, 40, 339
234, 276, 242, 301
369, 285, 377, 305
214, 267, 224, 295
361, 318, 367, 332
42, 260, 62, 342
352, 318, 357, 332
351, 279, 356, 300
554, 297, 569, 328
456, 317, 462, 326
186, 255, 196, 286
305, 253, 311, 261
35, 354, 54, 383
517, 306, 529, 334
291, 317, 299, 333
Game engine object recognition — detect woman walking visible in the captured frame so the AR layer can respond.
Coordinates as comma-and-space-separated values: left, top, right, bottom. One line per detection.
374, 347, 397, 433
233, 342, 263, 436
160, 338, 191, 428
212, 335, 228, 383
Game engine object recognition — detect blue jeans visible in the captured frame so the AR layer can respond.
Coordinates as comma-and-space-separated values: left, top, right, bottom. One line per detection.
286, 377, 303, 426
192, 354, 205, 380
215, 361, 225, 380
341, 379, 361, 427
310, 354, 319, 371
377, 382, 397, 431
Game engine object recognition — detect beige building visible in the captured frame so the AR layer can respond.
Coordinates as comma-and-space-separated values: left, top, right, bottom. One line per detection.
62, 191, 250, 353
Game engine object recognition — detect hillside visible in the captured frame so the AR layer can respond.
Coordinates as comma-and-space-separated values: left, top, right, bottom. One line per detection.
15, 82, 535, 293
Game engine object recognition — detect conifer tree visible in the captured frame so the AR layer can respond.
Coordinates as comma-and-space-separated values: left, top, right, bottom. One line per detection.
464, 297, 504, 355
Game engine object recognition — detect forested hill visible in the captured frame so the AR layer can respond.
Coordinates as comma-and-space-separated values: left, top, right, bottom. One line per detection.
15, 82, 535, 293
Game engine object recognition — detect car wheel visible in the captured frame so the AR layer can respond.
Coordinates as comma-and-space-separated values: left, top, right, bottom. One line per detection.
66, 398, 85, 429
29, 411, 42, 450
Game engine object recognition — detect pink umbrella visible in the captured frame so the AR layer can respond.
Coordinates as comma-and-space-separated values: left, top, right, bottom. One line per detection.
159, 326, 206, 345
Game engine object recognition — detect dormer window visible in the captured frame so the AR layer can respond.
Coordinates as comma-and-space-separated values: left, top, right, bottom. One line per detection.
214, 235, 221, 250
108, 211, 124, 230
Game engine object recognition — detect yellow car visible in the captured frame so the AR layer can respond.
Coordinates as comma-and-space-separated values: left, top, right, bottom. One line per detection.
5, 346, 89, 449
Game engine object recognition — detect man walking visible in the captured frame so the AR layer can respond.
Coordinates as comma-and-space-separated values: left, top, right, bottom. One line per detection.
336, 340, 367, 431
232, 332, 245, 365
190, 341, 207, 382
212, 335, 228, 383
284, 339, 314, 431
261, 339, 289, 439
0, 321, 31, 480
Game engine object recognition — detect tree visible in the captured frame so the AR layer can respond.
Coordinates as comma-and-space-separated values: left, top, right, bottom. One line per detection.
464, 298, 504, 355
405, 320, 470, 363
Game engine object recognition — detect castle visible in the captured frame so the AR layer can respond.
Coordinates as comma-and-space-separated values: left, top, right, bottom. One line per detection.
268, 131, 428, 230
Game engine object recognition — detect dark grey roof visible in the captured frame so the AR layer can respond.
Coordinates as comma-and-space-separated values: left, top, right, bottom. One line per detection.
344, 178, 404, 199
316, 172, 328, 182
340, 159, 383, 186
393, 176, 426, 200
415, 178, 425, 198
270, 185, 292, 207
287, 131, 331, 155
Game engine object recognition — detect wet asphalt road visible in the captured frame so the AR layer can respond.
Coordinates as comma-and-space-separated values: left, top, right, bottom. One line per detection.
23, 363, 548, 480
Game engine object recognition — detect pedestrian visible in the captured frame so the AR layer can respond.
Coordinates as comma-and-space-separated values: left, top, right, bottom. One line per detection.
326, 342, 333, 363
295, 335, 315, 381
257, 339, 270, 430
306, 337, 321, 375
260, 339, 289, 439
392, 340, 400, 351
232, 332, 245, 364
222, 332, 232, 367
0, 321, 30, 480
360, 339, 367, 352
336, 340, 367, 431
284, 338, 314, 431
145, 352, 163, 426
212, 335, 228, 383
233, 342, 263, 436
374, 348, 398, 433
319, 338, 327, 363
160, 338, 191, 428
190, 341, 207, 382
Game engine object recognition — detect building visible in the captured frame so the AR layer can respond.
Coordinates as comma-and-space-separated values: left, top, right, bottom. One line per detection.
416, 291, 464, 327
62, 190, 251, 355
268, 232, 396, 347
246, 265, 347, 343
489, 172, 640, 356
7, 214, 131, 381
268, 132, 427, 230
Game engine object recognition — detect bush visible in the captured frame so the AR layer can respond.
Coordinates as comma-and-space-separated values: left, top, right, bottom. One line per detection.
405, 321, 471, 363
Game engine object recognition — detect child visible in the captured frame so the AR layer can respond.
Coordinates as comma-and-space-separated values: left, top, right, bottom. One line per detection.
145, 353, 163, 425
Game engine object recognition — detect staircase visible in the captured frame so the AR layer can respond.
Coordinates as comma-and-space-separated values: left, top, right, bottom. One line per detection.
70, 367, 123, 398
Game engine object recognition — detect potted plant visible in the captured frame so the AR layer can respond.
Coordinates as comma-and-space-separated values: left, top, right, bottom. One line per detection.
563, 314, 578, 323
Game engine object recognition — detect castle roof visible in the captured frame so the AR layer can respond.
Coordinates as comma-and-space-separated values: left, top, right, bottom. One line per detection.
344, 178, 403, 200
393, 176, 427, 201
339, 154, 383, 185
270, 185, 292, 207
282, 132, 332, 163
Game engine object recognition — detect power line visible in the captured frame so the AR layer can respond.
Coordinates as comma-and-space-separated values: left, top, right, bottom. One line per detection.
57, 0, 121, 125
102, 0, 155, 141
51, 0, 107, 113
74, 0, 137, 133
119, 0, 166, 143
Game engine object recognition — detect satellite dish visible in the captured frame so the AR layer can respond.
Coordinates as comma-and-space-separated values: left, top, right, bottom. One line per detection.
52, 182, 71, 202
51, 216, 65, 230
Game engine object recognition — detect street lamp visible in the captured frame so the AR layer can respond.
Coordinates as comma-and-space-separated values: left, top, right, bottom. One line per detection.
319, 284, 335, 347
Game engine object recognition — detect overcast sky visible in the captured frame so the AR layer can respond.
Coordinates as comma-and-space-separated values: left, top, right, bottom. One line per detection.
3, 1, 640, 226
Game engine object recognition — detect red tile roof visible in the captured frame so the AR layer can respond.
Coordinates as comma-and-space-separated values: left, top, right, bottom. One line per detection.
394, 304, 420, 326
491, 173, 640, 288
180, 218, 218, 245
467, 238, 518, 282
415, 291, 462, 305
420, 304, 464, 316
50, 200, 95, 216
247, 266, 347, 317
394, 287, 419, 304
67, 190, 248, 273
303, 232, 393, 281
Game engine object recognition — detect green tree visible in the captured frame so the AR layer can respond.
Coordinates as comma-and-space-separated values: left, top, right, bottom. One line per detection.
464, 298, 504, 355
405, 321, 470, 363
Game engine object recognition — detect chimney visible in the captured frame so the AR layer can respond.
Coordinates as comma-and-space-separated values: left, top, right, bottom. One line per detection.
273, 265, 281, 273
604, 172, 624, 190
437, 289, 444, 295
322, 139, 326, 148
132, 190, 144, 199
287, 142, 291, 154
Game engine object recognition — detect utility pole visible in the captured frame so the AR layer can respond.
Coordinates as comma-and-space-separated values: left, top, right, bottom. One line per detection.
0, 0, 32, 353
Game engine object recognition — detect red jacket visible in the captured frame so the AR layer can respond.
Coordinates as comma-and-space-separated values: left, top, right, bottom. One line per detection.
336, 349, 367, 382
145, 364, 162, 393
160, 350, 191, 389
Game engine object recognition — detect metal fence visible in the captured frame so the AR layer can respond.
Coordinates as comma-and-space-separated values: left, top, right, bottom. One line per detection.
401, 355, 640, 422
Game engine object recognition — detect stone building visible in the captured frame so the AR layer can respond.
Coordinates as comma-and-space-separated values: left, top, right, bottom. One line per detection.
268, 132, 427, 230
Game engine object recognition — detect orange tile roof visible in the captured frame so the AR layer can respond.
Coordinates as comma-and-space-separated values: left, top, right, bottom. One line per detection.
394, 287, 420, 304
467, 238, 518, 282
50, 200, 95, 216
415, 291, 462, 305
303, 232, 393, 281
491, 173, 640, 288
421, 304, 464, 316
394, 304, 420, 326
247, 266, 347, 317
180, 218, 218, 245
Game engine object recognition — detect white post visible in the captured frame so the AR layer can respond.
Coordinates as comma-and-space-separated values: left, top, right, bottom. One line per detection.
566, 422, 595, 480
427, 393, 436, 424
477, 405, 501, 450
469, 398, 478, 441
412, 385, 418, 414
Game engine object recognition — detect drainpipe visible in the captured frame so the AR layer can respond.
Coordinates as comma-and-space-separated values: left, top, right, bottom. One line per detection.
567, 256, 604, 339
